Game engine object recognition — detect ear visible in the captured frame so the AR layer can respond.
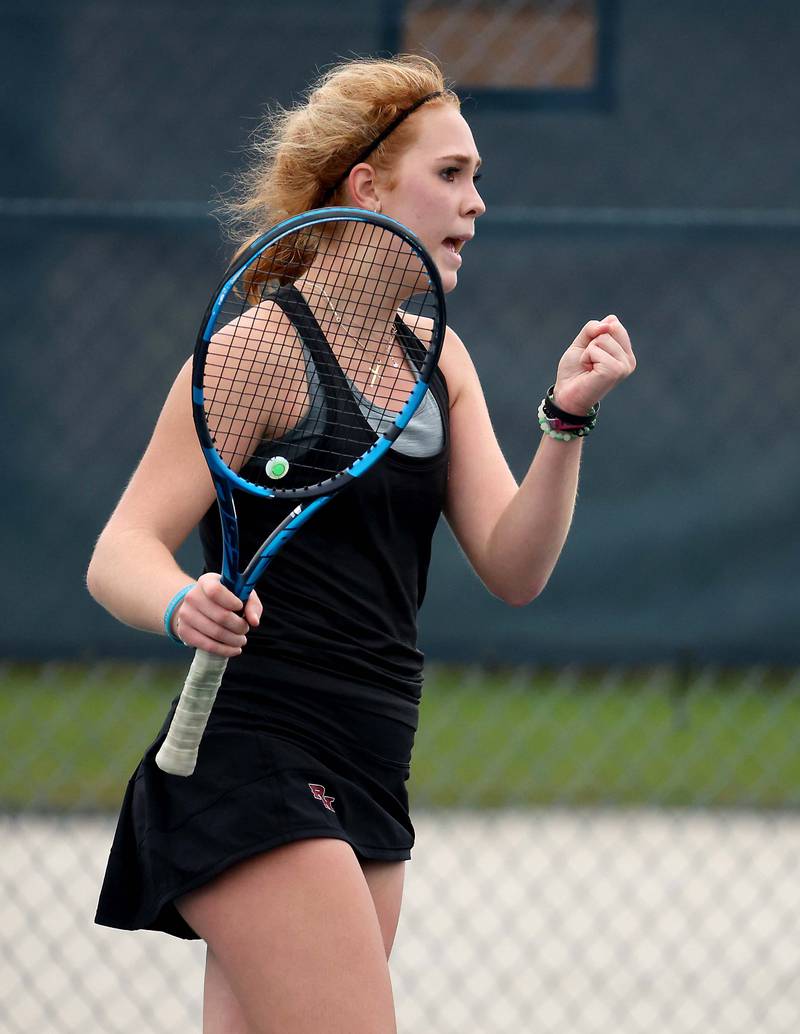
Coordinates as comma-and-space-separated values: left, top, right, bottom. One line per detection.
346, 163, 383, 212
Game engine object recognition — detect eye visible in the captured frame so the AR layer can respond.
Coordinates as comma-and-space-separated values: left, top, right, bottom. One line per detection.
440, 166, 460, 181
472, 172, 483, 184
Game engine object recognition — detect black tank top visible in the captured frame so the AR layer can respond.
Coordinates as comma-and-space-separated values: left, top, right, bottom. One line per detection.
197, 286, 450, 715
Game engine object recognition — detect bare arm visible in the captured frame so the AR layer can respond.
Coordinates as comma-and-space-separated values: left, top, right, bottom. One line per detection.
86, 359, 262, 654
444, 316, 636, 605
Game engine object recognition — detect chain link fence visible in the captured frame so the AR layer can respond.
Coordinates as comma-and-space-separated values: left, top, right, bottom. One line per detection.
3, 663, 800, 1033
4, 0, 800, 1031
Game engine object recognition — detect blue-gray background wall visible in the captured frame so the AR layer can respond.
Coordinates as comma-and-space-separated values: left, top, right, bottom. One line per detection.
3, 1, 798, 663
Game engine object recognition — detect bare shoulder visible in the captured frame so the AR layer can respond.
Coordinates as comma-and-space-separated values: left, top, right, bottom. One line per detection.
440, 325, 478, 406
210, 298, 301, 369
398, 312, 475, 406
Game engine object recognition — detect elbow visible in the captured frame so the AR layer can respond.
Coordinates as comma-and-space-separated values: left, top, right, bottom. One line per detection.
475, 540, 553, 606
491, 579, 547, 608
503, 589, 543, 608
86, 536, 112, 604
85, 551, 102, 603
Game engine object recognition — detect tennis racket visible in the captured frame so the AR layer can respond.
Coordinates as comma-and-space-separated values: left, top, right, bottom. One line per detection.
155, 207, 446, 776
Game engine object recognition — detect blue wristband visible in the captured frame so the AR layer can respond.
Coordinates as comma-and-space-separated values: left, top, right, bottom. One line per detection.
164, 584, 195, 645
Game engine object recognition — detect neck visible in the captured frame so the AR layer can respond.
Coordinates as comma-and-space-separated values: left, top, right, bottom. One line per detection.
297, 221, 416, 340
298, 271, 404, 343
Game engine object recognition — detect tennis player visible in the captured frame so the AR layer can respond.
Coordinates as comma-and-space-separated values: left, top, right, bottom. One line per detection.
88, 55, 636, 1034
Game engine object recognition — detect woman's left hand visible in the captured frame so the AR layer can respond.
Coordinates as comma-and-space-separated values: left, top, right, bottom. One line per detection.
552, 315, 636, 415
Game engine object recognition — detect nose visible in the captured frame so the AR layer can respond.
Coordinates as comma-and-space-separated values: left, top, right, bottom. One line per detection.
464, 180, 486, 219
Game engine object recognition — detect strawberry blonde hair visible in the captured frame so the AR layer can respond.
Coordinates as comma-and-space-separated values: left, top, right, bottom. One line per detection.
222, 55, 459, 290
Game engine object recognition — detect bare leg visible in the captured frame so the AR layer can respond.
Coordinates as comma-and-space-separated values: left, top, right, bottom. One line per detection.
177, 839, 397, 1034
199, 856, 407, 1032
361, 860, 406, 958
202, 948, 253, 1034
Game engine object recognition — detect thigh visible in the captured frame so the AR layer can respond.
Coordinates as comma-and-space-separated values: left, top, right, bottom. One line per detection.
361, 860, 406, 958
202, 947, 253, 1034
176, 839, 397, 1034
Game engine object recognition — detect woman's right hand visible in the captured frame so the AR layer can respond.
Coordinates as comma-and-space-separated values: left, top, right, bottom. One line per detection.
171, 573, 263, 656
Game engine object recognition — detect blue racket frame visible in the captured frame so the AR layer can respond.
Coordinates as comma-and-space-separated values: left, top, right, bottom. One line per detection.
191, 207, 446, 602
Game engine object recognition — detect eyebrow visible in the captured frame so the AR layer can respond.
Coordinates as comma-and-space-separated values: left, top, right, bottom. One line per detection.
437, 153, 482, 169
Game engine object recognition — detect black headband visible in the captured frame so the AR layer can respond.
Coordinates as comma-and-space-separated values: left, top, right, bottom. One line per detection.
322, 91, 444, 202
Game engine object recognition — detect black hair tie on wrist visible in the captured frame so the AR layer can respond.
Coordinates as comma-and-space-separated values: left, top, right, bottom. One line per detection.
542, 385, 598, 428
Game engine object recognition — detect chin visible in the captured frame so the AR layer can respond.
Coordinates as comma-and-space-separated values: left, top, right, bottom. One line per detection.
430, 258, 457, 293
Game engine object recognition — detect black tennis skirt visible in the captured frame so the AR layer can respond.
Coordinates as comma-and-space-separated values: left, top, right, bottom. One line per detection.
95, 655, 419, 939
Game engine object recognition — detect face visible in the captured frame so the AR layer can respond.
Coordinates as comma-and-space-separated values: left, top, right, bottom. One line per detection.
374, 105, 486, 293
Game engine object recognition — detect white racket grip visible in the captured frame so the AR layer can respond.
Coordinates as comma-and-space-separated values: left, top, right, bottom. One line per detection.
155, 649, 229, 776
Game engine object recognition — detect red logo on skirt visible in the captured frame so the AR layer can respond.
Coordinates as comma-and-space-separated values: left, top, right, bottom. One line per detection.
308, 783, 335, 812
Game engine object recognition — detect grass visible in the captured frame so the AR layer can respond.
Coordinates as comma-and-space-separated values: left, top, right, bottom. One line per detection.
2, 662, 800, 811
412, 666, 800, 809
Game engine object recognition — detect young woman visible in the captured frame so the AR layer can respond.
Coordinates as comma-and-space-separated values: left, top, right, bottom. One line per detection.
88, 55, 636, 1034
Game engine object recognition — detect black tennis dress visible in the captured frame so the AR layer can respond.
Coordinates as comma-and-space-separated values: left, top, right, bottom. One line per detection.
95, 288, 450, 939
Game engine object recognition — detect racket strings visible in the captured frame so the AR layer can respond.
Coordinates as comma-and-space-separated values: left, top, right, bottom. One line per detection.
204, 219, 441, 485
206, 314, 416, 471
307, 221, 427, 402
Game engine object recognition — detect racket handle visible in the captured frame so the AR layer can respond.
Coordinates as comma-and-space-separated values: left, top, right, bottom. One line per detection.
155, 649, 229, 776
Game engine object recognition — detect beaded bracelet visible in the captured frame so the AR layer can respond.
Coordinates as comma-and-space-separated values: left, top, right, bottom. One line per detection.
163, 584, 195, 645
538, 386, 599, 441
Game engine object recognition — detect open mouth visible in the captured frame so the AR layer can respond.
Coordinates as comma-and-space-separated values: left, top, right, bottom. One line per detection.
444, 237, 467, 254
